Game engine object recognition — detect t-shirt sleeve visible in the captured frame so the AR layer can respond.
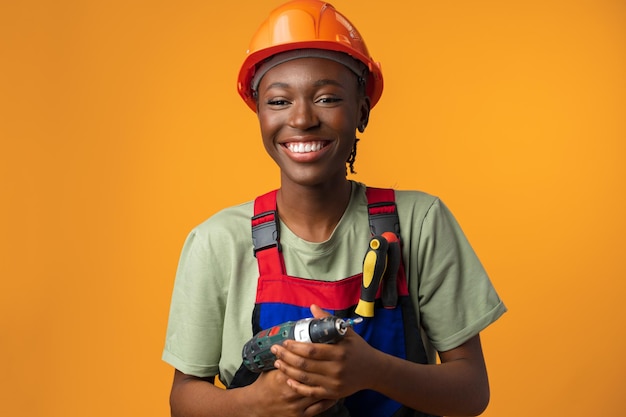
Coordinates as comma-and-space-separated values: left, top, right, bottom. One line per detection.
162, 227, 226, 377
416, 198, 506, 352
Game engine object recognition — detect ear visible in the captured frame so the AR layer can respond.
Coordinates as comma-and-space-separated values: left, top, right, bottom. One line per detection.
358, 96, 371, 133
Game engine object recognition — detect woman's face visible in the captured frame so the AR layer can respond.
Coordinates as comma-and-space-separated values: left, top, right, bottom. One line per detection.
256, 57, 370, 189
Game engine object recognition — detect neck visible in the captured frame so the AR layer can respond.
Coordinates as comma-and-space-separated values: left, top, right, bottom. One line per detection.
277, 180, 352, 243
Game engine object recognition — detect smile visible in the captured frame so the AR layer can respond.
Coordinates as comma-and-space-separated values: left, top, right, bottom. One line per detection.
285, 141, 326, 153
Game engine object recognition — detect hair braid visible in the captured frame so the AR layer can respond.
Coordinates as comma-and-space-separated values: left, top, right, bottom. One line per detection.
347, 138, 359, 174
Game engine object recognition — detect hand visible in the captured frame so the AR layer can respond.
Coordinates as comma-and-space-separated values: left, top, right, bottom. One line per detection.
271, 305, 377, 401
251, 368, 339, 417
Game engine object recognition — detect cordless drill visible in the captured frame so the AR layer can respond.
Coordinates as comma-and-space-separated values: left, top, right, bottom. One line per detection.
242, 315, 362, 373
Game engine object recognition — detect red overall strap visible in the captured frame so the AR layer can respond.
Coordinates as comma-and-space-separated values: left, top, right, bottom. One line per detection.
253, 187, 401, 276
366, 187, 401, 237
366, 187, 409, 303
252, 190, 285, 276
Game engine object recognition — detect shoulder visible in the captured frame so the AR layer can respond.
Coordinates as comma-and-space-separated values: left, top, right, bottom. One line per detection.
174, 199, 259, 285
359, 185, 469, 249
184, 200, 254, 252
355, 182, 439, 207
394, 190, 459, 226
394, 189, 440, 212
357, 182, 441, 220
196, 200, 253, 233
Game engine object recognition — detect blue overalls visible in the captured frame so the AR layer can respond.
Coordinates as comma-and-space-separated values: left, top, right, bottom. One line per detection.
230, 188, 438, 417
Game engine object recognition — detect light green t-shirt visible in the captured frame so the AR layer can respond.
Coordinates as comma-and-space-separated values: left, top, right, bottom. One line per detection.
162, 182, 506, 386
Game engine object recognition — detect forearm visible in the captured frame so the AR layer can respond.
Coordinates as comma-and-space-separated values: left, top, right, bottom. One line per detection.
170, 368, 337, 417
369, 336, 489, 416
170, 371, 255, 417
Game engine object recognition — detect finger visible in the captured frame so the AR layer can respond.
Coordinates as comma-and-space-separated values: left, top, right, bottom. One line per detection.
286, 375, 321, 394
287, 376, 341, 403
273, 343, 317, 371
280, 339, 338, 363
310, 304, 331, 318
275, 351, 341, 393
284, 338, 347, 364
272, 346, 321, 385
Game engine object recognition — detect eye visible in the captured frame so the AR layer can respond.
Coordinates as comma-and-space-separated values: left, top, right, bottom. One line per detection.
315, 96, 342, 106
265, 98, 291, 108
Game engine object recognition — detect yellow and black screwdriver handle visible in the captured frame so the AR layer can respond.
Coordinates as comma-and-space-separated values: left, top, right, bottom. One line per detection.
355, 235, 389, 317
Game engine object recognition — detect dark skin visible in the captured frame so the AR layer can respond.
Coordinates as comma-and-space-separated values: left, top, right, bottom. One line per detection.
169, 58, 490, 417
256, 58, 369, 242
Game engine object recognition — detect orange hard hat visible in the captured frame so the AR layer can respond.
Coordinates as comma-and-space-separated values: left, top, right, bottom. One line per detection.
237, 0, 383, 112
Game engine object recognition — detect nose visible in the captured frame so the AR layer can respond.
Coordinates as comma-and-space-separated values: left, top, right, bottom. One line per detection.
288, 100, 319, 130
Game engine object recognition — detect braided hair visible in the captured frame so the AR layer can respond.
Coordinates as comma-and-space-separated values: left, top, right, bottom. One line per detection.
347, 138, 359, 174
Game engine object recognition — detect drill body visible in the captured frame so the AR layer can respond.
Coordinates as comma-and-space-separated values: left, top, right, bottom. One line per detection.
242, 316, 359, 373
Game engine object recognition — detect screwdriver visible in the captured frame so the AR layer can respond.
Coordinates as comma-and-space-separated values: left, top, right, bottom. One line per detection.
354, 235, 389, 317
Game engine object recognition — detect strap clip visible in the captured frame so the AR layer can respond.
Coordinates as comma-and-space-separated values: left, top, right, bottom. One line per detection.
251, 210, 281, 256
368, 202, 401, 237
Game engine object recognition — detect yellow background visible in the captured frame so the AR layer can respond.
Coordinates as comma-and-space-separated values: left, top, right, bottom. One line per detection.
1, 0, 624, 415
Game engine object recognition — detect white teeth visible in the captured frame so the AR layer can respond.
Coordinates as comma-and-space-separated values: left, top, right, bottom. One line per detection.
287, 142, 324, 153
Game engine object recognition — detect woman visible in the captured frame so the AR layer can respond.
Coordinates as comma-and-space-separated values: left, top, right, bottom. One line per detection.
162, 1, 506, 416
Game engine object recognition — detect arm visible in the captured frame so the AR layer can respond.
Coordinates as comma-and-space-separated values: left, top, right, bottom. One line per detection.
169, 368, 339, 417
271, 306, 490, 416
371, 334, 489, 416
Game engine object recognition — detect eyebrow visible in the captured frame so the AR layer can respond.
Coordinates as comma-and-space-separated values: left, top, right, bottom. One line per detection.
313, 79, 345, 88
265, 82, 290, 90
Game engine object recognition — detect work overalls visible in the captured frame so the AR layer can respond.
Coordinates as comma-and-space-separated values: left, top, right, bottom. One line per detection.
230, 188, 438, 417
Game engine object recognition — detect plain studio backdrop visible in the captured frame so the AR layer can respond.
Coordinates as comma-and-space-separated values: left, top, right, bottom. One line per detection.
1, 0, 624, 415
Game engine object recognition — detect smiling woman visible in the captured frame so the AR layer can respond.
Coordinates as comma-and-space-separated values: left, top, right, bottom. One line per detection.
3, 0, 625, 415
162, 1, 506, 417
